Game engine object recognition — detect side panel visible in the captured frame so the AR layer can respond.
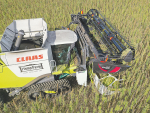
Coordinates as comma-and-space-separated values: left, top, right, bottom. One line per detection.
0, 65, 35, 88
76, 65, 87, 86
93, 62, 130, 73
5, 49, 48, 65
0, 49, 52, 88
8, 60, 50, 77
0, 56, 35, 88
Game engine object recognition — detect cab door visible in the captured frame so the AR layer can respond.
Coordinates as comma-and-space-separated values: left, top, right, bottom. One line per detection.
51, 44, 71, 75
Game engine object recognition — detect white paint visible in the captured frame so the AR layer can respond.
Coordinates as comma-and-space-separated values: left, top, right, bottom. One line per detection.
46, 30, 77, 46
76, 65, 87, 86
8, 60, 51, 77
5, 49, 48, 65
0, 18, 47, 52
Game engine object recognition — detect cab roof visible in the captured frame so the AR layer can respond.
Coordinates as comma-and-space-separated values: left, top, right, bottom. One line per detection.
46, 30, 78, 45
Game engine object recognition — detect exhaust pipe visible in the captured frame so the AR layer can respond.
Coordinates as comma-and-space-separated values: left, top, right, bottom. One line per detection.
14, 30, 25, 51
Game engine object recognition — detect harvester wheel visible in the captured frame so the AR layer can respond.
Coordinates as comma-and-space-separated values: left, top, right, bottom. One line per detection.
28, 79, 71, 101
29, 92, 45, 101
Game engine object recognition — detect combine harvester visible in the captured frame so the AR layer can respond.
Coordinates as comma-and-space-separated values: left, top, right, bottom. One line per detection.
0, 9, 135, 103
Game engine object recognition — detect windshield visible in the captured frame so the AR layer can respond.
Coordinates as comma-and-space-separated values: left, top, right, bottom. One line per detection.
51, 44, 71, 65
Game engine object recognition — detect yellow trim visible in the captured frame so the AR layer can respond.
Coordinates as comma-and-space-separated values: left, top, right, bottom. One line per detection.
0, 58, 36, 88
62, 65, 77, 73
52, 58, 78, 75
88, 63, 94, 83
111, 59, 117, 61
0, 66, 36, 88
44, 91, 56, 94
103, 29, 106, 32
52, 65, 77, 75
0, 53, 5, 55
52, 64, 66, 75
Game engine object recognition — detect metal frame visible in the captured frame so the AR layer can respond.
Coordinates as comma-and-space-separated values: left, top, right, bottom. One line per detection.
68, 9, 135, 62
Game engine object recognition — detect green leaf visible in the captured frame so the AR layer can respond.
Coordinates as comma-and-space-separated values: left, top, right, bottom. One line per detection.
115, 105, 123, 111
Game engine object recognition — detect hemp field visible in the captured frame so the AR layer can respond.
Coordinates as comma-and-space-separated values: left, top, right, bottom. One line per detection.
0, 0, 149, 112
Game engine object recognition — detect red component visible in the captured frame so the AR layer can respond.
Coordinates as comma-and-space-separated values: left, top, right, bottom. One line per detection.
94, 54, 97, 59
100, 55, 108, 63
32, 55, 38, 60
38, 54, 43, 59
98, 64, 108, 72
110, 37, 113, 40
98, 64, 121, 73
98, 22, 100, 24
16, 58, 20, 62
16, 54, 43, 62
109, 67, 120, 73
21, 57, 25, 62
